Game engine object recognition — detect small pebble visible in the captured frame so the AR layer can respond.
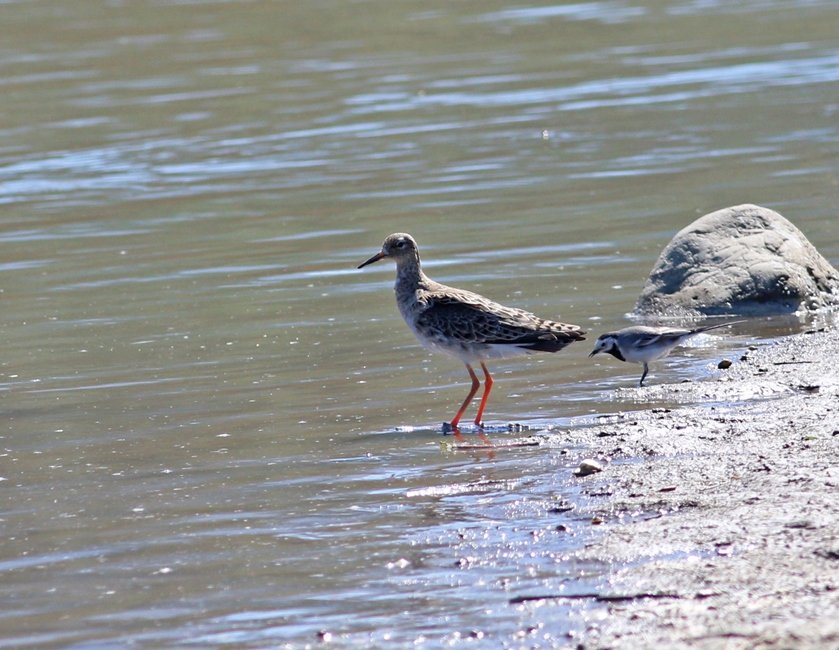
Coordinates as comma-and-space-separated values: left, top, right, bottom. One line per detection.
573, 459, 604, 477
549, 503, 574, 513
718, 359, 733, 369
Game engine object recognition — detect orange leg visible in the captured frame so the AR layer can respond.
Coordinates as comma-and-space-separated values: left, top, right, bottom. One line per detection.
473, 363, 494, 427
449, 363, 480, 429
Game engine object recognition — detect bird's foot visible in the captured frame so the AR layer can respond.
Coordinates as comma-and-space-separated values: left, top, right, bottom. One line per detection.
443, 422, 468, 444
442, 421, 459, 435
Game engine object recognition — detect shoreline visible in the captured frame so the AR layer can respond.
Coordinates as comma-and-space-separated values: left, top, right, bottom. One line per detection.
550, 326, 839, 649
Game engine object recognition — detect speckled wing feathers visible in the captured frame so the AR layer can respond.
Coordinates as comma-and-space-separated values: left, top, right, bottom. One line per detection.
415, 292, 585, 352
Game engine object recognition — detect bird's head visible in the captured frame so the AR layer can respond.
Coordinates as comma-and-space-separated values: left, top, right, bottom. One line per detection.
589, 333, 624, 361
358, 233, 420, 269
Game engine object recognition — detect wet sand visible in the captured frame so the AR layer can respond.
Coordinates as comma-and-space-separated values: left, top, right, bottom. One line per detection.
546, 326, 839, 649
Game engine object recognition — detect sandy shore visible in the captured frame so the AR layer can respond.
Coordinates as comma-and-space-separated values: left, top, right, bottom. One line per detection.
552, 326, 839, 649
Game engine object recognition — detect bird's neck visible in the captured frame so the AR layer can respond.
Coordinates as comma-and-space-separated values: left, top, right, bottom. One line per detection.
607, 345, 625, 362
393, 258, 428, 303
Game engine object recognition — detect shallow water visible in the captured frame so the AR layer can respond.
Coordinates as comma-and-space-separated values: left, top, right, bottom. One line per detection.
1, 0, 838, 647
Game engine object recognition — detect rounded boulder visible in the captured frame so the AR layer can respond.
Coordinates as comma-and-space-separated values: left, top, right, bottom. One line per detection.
634, 204, 839, 317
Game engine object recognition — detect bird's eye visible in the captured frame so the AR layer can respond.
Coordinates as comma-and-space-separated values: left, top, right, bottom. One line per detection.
396, 240, 408, 249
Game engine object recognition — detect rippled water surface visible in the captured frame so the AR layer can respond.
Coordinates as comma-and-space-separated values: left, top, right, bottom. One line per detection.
2, 0, 838, 647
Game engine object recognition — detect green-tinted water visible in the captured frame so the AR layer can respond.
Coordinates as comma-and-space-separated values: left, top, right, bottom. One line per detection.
1, 0, 837, 646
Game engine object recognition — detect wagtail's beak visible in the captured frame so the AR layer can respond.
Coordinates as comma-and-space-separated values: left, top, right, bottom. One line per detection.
358, 250, 386, 269
588, 349, 599, 357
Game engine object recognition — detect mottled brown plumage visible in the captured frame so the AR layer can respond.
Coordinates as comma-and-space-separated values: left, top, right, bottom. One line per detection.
358, 233, 585, 429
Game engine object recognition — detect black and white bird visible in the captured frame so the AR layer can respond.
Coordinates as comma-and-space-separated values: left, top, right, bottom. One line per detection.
589, 322, 741, 386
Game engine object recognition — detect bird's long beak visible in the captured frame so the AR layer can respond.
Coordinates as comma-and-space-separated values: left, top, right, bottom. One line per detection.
588, 349, 599, 357
358, 250, 386, 269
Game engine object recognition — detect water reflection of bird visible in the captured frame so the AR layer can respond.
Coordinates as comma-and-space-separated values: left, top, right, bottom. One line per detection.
589, 322, 742, 386
358, 233, 586, 431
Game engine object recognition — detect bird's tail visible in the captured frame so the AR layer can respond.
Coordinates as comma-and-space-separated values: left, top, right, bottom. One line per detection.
517, 328, 587, 352
694, 319, 746, 334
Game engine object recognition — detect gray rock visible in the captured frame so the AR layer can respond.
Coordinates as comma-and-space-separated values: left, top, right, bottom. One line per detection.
635, 204, 839, 317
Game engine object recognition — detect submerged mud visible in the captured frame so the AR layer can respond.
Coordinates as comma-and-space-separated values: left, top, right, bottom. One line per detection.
547, 326, 839, 649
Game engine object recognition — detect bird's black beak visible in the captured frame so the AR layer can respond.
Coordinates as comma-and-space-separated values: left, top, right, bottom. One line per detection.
358, 250, 386, 269
588, 349, 599, 357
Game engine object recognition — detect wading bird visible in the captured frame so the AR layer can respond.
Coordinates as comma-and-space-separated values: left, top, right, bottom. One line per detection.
359, 233, 586, 430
